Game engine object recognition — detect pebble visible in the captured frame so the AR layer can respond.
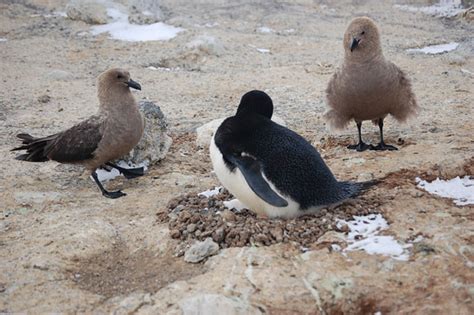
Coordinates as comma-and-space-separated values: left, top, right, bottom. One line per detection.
184, 238, 219, 263
187, 223, 197, 233
220, 209, 236, 222
170, 229, 181, 239
357, 172, 374, 182
162, 188, 380, 250
37, 95, 51, 103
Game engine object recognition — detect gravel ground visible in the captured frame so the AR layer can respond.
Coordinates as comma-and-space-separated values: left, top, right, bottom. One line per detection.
0, 0, 473, 313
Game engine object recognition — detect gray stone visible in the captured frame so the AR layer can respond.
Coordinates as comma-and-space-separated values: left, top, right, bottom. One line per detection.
127, 0, 163, 25
66, 0, 109, 25
184, 238, 219, 263
357, 172, 374, 182
187, 223, 197, 233
185, 35, 225, 57
124, 100, 172, 165
47, 70, 74, 81
179, 294, 262, 315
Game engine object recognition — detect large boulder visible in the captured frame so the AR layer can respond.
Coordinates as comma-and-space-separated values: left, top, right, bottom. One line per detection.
124, 100, 172, 165
66, 0, 109, 25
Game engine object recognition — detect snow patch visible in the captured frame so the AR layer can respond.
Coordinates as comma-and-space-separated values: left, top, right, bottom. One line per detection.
337, 214, 411, 261
257, 26, 273, 33
248, 44, 270, 54
394, 1, 465, 18
416, 176, 474, 206
0, 38, 7, 42
407, 42, 459, 55
91, 8, 183, 42
223, 199, 246, 211
93, 160, 148, 182
198, 186, 223, 198
256, 48, 270, 54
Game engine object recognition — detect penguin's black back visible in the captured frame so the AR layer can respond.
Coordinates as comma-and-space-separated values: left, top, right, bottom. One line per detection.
215, 114, 357, 210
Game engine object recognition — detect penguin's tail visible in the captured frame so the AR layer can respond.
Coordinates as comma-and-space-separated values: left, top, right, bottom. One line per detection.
339, 179, 379, 200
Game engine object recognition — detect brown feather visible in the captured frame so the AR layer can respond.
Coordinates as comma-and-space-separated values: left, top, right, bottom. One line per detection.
325, 17, 418, 130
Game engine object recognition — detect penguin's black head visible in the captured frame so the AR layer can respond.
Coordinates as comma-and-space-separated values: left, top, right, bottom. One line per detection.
236, 90, 273, 119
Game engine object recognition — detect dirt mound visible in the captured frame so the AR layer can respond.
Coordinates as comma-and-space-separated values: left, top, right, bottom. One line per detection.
68, 241, 206, 298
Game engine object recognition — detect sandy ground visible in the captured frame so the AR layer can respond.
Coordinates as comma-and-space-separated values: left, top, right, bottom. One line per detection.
0, 0, 473, 313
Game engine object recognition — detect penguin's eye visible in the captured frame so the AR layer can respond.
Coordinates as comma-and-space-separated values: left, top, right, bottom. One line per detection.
361, 31, 365, 35
117, 74, 123, 79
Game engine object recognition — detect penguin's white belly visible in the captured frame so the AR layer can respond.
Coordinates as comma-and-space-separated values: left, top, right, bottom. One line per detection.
210, 136, 302, 218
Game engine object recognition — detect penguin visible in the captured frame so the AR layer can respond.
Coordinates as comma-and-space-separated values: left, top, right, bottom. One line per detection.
210, 90, 376, 218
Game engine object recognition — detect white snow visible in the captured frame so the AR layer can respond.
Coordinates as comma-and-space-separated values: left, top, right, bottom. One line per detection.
248, 44, 270, 54
257, 26, 273, 33
256, 48, 270, 54
416, 176, 474, 206
204, 22, 219, 28
407, 42, 459, 55
198, 186, 223, 198
394, 1, 465, 18
197, 188, 247, 211
93, 160, 148, 182
0, 38, 7, 42
91, 8, 183, 42
223, 199, 246, 211
337, 214, 411, 261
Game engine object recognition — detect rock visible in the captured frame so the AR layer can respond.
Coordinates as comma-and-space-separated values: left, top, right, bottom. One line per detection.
66, 0, 109, 25
220, 209, 236, 222
128, 0, 163, 25
46, 70, 74, 81
170, 229, 181, 239
212, 227, 225, 243
169, 205, 185, 220
357, 172, 374, 182
107, 292, 153, 315
187, 223, 197, 233
128, 12, 161, 25
155, 35, 226, 71
196, 115, 286, 148
337, 224, 350, 233
270, 227, 283, 242
184, 238, 219, 263
37, 95, 51, 103
179, 294, 262, 315
195, 118, 225, 148
124, 100, 172, 165
185, 35, 225, 57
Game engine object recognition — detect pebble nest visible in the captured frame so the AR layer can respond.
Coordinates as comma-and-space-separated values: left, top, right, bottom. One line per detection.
158, 188, 383, 251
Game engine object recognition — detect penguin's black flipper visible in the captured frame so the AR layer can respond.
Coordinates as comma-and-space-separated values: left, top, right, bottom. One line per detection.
226, 154, 288, 208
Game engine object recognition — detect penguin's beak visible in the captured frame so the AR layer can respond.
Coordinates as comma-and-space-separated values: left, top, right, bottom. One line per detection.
127, 79, 141, 90
350, 37, 360, 52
